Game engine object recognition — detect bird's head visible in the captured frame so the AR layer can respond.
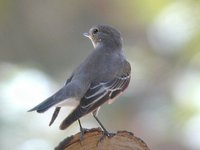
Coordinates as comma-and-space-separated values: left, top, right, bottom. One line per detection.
83, 25, 122, 49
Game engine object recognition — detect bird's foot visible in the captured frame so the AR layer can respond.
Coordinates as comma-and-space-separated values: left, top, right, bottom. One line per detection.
79, 128, 89, 141
98, 130, 115, 143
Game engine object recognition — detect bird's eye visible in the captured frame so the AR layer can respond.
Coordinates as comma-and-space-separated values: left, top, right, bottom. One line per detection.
92, 28, 99, 34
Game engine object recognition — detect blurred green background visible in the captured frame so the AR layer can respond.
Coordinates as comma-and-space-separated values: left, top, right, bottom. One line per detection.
0, 0, 200, 150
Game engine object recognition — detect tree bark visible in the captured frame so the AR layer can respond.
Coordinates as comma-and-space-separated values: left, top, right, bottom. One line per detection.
55, 128, 150, 150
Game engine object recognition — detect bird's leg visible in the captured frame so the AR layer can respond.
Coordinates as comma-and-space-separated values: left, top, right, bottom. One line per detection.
78, 119, 84, 140
78, 119, 89, 141
92, 113, 115, 141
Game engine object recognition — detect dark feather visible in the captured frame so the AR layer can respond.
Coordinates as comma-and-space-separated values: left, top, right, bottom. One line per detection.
59, 73, 131, 130
49, 107, 61, 126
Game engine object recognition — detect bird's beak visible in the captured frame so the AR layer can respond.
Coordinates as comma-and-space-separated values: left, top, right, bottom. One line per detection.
83, 32, 90, 38
83, 32, 96, 48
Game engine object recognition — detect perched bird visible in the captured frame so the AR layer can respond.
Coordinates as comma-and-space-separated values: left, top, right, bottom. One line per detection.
28, 25, 131, 136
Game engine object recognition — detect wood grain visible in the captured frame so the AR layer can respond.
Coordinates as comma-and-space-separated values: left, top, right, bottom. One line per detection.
55, 128, 150, 150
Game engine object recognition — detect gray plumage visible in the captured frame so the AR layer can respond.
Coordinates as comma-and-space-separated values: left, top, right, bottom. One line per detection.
28, 25, 131, 130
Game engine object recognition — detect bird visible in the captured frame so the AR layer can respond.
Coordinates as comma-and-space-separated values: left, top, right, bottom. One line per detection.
28, 24, 131, 137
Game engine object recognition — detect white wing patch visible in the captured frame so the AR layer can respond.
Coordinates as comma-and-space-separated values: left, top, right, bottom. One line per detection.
80, 74, 131, 109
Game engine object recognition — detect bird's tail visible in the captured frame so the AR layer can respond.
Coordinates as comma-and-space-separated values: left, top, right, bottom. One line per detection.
28, 86, 67, 113
28, 96, 56, 113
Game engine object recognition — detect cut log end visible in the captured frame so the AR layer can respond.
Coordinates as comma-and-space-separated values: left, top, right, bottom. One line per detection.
55, 128, 150, 150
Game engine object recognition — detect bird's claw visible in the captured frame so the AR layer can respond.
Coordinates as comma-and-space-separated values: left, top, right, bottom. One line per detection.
99, 131, 115, 143
80, 128, 89, 141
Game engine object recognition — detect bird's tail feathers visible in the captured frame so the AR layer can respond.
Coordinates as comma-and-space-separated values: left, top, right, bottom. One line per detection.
28, 87, 68, 113
28, 95, 58, 113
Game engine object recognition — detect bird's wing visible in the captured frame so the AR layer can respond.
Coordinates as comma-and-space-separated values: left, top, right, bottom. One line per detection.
59, 72, 131, 130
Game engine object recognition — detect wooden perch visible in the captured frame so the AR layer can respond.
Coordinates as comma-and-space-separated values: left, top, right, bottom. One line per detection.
55, 128, 150, 150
